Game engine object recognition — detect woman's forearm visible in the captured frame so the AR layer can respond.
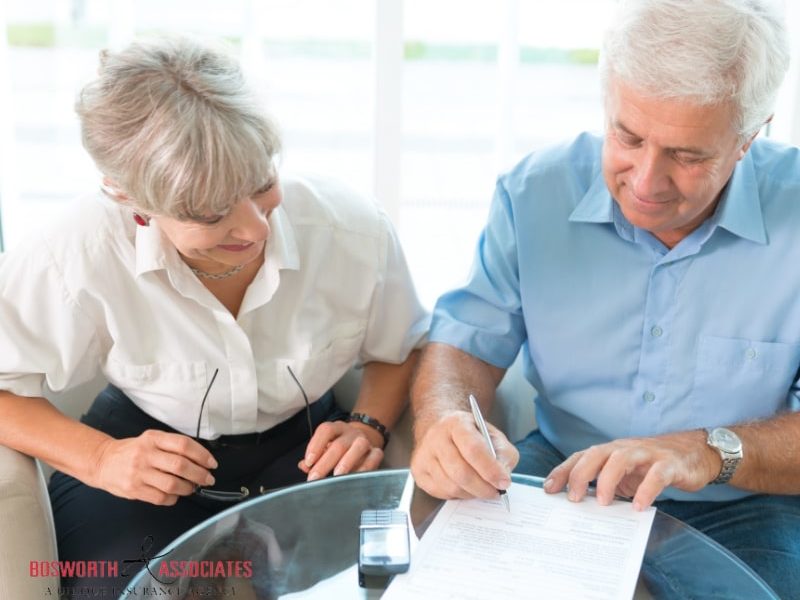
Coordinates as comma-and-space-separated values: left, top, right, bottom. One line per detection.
351, 350, 420, 433
0, 390, 112, 484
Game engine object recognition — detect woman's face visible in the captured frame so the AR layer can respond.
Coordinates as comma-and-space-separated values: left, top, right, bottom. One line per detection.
154, 177, 282, 274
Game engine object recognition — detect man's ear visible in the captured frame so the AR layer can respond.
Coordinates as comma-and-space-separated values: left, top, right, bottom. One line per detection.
738, 115, 773, 159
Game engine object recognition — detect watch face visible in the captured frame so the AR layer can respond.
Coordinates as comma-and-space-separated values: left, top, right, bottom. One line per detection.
710, 428, 742, 453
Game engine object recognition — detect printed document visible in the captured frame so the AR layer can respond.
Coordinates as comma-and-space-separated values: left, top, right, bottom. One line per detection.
383, 483, 655, 600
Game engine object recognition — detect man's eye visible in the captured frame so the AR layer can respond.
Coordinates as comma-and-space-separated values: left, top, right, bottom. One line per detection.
617, 132, 641, 147
674, 152, 704, 165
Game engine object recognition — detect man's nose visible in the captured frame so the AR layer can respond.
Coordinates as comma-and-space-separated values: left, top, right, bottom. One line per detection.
631, 148, 672, 199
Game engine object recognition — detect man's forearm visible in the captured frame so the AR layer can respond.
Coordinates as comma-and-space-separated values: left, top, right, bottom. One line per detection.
728, 411, 800, 494
410, 342, 505, 443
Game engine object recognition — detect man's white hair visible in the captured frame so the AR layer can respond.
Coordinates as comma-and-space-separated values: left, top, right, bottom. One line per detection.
599, 0, 790, 139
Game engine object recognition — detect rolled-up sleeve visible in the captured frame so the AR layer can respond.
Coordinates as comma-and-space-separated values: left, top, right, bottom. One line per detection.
429, 177, 525, 369
0, 245, 100, 398
359, 211, 429, 364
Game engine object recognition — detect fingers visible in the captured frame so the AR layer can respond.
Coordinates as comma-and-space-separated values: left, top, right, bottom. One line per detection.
302, 421, 339, 470
410, 446, 479, 500
301, 422, 385, 481
410, 412, 513, 500
149, 430, 218, 469
453, 421, 513, 492
545, 438, 687, 509
543, 451, 581, 495
148, 446, 215, 488
93, 430, 218, 505
631, 462, 674, 510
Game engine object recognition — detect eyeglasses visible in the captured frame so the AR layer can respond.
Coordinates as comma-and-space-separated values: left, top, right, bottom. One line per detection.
193, 366, 313, 502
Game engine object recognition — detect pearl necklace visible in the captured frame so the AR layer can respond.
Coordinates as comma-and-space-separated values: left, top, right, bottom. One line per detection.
190, 264, 245, 280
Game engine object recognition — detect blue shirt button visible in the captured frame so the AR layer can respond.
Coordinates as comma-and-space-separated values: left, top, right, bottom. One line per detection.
651, 325, 663, 338
746, 348, 757, 360
643, 391, 656, 403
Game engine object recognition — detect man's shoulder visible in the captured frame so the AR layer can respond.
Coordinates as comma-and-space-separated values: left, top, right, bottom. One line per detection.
749, 138, 800, 186
502, 132, 603, 195
280, 173, 384, 239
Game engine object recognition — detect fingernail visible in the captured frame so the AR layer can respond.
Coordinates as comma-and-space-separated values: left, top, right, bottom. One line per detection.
568, 490, 579, 502
305, 453, 316, 468
496, 477, 511, 490
205, 474, 215, 486
208, 458, 218, 469
543, 478, 554, 491
333, 466, 344, 476
633, 501, 643, 511
307, 472, 320, 482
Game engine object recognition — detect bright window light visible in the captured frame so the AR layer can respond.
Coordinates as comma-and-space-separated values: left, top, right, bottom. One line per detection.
2, 0, 799, 307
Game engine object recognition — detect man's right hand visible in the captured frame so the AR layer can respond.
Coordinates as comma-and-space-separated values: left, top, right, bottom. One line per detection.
410, 409, 518, 499
89, 429, 218, 505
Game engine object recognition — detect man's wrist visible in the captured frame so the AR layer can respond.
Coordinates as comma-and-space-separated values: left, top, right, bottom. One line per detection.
698, 428, 724, 484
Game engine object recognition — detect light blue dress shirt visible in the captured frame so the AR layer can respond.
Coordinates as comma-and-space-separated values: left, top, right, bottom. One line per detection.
431, 132, 800, 501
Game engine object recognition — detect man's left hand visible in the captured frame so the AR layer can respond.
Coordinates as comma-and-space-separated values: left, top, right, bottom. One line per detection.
544, 430, 722, 510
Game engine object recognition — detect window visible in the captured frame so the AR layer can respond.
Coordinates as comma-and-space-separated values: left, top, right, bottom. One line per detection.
2, 0, 799, 304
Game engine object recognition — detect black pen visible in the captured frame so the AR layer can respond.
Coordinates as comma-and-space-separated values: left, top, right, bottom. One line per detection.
468, 394, 511, 512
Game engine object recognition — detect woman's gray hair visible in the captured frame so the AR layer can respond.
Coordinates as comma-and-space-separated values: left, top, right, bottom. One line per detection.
599, 0, 790, 139
77, 36, 281, 219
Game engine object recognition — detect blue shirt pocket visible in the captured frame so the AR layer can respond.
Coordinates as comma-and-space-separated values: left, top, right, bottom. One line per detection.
691, 335, 800, 424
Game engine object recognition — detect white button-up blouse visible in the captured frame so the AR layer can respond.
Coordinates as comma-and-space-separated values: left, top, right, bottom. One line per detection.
0, 174, 429, 437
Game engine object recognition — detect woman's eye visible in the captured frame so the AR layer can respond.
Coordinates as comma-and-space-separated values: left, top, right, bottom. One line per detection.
192, 214, 225, 226
254, 181, 275, 196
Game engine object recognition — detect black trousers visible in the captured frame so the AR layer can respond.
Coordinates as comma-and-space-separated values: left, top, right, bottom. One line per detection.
49, 384, 345, 597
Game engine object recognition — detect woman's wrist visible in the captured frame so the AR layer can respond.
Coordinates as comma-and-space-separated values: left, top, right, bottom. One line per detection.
347, 413, 390, 448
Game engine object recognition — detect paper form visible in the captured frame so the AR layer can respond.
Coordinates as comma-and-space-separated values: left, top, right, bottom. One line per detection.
383, 484, 655, 600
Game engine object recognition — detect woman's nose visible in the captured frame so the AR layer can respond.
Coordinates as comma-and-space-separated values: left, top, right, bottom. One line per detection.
229, 200, 270, 241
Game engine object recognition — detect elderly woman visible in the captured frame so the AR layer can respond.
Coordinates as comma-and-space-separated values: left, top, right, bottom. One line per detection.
0, 36, 427, 591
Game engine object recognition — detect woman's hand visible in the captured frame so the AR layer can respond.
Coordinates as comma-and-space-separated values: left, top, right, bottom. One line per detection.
89, 429, 218, 505
297, 421, 384, 481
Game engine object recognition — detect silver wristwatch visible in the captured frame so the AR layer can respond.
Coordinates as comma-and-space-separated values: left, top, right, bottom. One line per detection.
705, 427, 743, 485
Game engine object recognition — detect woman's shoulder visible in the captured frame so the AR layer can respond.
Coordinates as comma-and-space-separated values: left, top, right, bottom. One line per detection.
279, 173, 385, 238
4, 193, 134, 275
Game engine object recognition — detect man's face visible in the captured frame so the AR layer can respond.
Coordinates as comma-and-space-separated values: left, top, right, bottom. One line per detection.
602, 79, 753, 248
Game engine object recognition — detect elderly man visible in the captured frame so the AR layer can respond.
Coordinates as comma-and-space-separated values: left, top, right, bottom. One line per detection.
410, 0, 799, 596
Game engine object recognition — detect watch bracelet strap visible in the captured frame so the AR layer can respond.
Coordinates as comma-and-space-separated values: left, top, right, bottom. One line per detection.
712, 457, 739, 484
347, 413, 390, 448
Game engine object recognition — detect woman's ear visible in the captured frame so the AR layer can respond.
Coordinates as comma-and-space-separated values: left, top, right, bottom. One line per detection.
100, 177, 130, 202
100, 177, 150, 225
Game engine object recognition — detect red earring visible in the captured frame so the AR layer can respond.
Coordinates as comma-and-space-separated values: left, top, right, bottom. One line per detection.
133, 213, 150, 227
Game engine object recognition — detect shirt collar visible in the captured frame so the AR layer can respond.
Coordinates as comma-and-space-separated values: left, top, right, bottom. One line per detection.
567, 152, 766, 245
568, 174, 615, 225
710, 151, 766, 245
265, 204, 300, 272
135, 219, 168, 277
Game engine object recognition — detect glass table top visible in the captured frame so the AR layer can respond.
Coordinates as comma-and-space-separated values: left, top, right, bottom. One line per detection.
121, 469, 777, 599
